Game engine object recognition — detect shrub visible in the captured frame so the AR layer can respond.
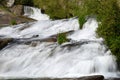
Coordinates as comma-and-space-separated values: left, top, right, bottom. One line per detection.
57, 33, 68, 44
10, 19, 17, 25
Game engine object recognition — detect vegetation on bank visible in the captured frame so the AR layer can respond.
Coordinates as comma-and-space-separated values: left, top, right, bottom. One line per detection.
83, 0, 120, 68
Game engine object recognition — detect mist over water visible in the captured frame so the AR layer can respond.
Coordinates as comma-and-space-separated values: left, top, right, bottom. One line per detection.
0, 6, 119, 79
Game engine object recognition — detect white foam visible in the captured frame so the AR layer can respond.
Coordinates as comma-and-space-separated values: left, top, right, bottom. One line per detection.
24, 6, 49, 21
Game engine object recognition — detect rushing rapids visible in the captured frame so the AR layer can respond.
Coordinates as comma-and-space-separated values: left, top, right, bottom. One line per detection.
0, 6, 119, 79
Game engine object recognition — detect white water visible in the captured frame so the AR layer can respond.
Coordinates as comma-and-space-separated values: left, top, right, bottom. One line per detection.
24, 6, 49, 20
0, 6, 119, 79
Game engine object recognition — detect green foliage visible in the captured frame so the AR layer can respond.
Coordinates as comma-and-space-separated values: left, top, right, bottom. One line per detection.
32, 0, 86, 26
15, 0, 33, 6
10, 20, 17, 25
57, 33, 68, 44
95, 0, 120, 64
76, 0, 120, 67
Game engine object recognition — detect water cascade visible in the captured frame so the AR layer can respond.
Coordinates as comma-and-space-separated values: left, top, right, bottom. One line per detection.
0, 6, 119, 79
24, 6, 49, 20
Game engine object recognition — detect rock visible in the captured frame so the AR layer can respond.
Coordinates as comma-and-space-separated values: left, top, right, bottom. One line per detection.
0, 10, 35, 27
0, 4, 35, 27
40, 37, 57, 42
10, 5, 24, 16
0, 13, 35, 27
0, 38, 13, 50
30, 42, 38, 47
77, 75, 104, 80
6, 0, 15, 7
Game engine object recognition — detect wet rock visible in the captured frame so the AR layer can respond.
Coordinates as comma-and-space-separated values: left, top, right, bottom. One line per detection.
0, 38, 13, 50
40, 37, 57, 42
23, 37, 57, 45
30, 42, 38, 47
18, 22, 35, 31
61, 40, 103, 48
0, 12, 35, 27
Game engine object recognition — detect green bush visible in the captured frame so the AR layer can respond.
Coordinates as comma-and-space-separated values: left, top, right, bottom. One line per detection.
57, 33, 68, 44
95, 0, 120, 64
10, 20, 17, 25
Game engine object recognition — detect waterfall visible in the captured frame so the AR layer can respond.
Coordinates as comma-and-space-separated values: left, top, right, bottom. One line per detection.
0, 6, 119, 79
24, 6, 49, 20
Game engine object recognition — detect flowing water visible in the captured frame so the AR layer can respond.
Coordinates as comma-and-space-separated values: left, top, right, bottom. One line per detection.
0, 6, 119, 79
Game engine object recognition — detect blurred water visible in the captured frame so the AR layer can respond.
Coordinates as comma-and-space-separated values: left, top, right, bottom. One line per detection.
0, 6, 119, 79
